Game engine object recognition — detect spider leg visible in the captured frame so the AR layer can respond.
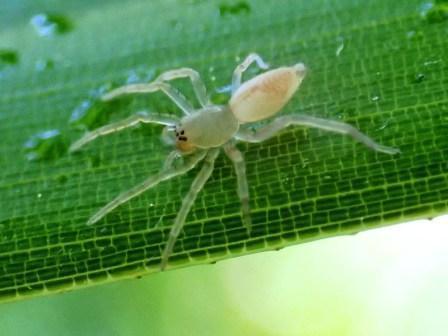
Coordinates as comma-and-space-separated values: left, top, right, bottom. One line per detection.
156, 68, 209, 107
101, 81, 194, 115
160, 148, 220, 270
224, 143, 252, 231
69, 111, 179, 152
86, 150, 207, 225
232, 53, 269, 94
235, 115, 400, 155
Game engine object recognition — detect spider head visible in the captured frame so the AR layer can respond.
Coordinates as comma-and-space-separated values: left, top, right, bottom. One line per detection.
174, 126, 195, 153
162, 124, 195, 153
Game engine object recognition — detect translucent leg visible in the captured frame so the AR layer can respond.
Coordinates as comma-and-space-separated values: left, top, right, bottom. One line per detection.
224, 143, 252, 231
101, 82, 194, 115
86, 150, 207, 225
156, 68, 209, 107
160, 148, 220, 270
235, 115, 400, 155
69, 111, 179, 152
232, 53, 270, 93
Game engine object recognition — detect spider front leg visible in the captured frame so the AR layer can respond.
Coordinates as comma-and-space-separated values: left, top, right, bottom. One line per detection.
160, 148, 220, 270
86, 150, 207, 225
156, 68, 209, 107
235, 114, 400, 155
69, 111, 179, 152
224, 143, 252, 231
102, 81, 194, 115
232, 53, 270, 94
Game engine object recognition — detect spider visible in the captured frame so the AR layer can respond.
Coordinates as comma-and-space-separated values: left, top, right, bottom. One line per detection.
70, 53, 400, 270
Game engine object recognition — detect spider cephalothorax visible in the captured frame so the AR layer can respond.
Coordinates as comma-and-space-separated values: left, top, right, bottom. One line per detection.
70, 53, 399, 270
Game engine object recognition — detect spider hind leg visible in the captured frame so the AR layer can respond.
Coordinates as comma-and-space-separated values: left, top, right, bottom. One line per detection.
235, 114, 400, 155
160, 148, 220, 270
224, 143, 252, 231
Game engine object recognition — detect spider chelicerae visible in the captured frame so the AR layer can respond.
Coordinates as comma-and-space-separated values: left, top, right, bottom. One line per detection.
70, 53, 399, 270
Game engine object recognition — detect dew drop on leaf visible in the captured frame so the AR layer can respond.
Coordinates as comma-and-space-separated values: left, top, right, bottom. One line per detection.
376, 118, 391, 131
69, 83, 118, 130
30, 13, 73, 37
23, 129, 68, 161
88, 155, 101, 168
406, 30, 424, 40
125, 66, 157, 84
420, 2, 448, 23
35, 59, 55, 72
335, 36, 345, 57
413, 73, 426, 83
215, 84, 232, 94
56, 174, 68, 185
0, 49, 19, 65
219, 1, 251, 16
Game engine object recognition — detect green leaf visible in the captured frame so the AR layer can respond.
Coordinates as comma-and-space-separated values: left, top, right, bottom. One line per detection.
0, 0, 447, 303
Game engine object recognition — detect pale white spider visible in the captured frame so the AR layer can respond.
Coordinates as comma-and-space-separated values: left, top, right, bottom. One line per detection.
70, 53, 399, 270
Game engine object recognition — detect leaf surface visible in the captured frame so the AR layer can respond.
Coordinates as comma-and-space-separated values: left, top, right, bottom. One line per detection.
0, 0, 447, 302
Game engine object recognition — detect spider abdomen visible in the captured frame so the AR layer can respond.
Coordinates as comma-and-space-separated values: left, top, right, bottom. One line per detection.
178, 105, 239, 150
229, 63, 307, 123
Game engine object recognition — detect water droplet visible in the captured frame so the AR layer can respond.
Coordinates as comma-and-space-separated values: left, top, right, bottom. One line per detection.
56, 174, 68, 184
30, 13, 73, 37
0, 49, 19, 66
125, 67, 156, 84
413, 73, 426, 83
88, 155, 101, 168
406, 30, 424, 40
219, 1, 251, 16
423, 58, 441, 66
370, 95, 380, 102
301, 158, 309, 168
420, 2, 435, 15
23, 129, 68, 161
37, 193, 42, 198
69, 82, 118, 130
335, 36, 345, 57
281, 173, 290, 186
35, 59, 54, 72
376, 118, 391, 131
126, 70, 140, 84
210, 75, 216, 81
420, 2, 448, 23
407, 30, 416, 38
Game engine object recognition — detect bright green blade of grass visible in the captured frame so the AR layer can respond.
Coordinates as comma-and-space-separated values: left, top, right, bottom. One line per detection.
0, 0, 447, 303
